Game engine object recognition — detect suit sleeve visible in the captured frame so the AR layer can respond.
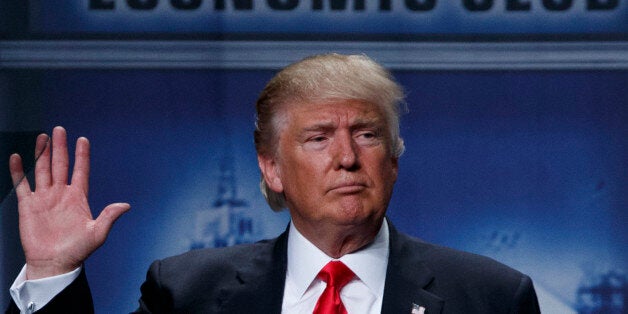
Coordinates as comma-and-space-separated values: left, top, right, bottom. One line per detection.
133, 260, 174, 314
5, 269, 94, 314
511, 275, 541, 314
4, 300, 19, 314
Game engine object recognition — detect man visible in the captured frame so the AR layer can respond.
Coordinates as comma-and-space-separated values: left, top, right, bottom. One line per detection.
7, 54, 540, 313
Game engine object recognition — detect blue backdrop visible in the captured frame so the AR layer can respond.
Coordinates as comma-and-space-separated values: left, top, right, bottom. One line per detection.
2, 69, 625, 312
1, 1, 627, 312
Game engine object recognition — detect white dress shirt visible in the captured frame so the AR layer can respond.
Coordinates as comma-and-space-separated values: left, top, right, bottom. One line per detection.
9, 265, 81, 314
282, 220, 389, 314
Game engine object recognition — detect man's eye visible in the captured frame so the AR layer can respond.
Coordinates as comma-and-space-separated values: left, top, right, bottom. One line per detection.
302, 135, 329, 150
358, 132, 377, 139
355, 131, 382, 146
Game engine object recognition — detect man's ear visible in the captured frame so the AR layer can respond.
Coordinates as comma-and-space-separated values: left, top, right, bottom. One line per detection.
258, 154, 284, 193
391, 157, 399, 182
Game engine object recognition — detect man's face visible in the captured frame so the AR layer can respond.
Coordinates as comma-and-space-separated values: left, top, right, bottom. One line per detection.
259, 99, 398, 232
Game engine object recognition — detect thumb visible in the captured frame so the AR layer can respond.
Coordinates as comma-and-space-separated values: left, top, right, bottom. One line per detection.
94, 202, 131, 245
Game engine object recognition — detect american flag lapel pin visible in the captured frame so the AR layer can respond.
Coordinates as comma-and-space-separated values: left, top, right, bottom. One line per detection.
411, 303, 426, 314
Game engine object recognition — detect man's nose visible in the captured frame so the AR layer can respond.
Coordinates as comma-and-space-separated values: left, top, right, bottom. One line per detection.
333, 132, 359, 170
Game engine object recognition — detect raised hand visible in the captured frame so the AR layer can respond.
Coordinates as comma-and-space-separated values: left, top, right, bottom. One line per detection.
9, 126, 130, 280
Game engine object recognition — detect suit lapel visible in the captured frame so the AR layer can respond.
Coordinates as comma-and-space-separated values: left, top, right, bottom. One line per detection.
381, 221, 444, 314
216, 230, 289, 313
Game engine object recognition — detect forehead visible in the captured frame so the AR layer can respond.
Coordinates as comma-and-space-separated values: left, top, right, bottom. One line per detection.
279, 99, 386, 128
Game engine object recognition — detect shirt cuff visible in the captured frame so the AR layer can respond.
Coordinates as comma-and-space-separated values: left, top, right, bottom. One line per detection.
9, 264, 82, 314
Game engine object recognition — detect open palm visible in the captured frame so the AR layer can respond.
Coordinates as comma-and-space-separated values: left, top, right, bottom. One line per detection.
9, 127, 130, 280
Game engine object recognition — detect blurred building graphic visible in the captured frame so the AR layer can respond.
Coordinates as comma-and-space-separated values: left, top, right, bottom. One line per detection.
187, 94, 258, 250
189, 143, 254, 249
577, 270, 627, 314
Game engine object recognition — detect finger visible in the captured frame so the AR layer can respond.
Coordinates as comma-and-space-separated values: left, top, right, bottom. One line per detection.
34, 133, 52, 189
9, 154, 32, 199
93, 203, 131, 246
51, 126, 70, 185
71, 137, 90, 196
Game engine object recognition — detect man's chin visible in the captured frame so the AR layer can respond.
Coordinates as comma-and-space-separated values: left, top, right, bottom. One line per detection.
330, 205, 383, 226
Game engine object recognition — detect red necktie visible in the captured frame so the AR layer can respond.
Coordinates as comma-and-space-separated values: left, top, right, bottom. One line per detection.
313, 261, 355, 314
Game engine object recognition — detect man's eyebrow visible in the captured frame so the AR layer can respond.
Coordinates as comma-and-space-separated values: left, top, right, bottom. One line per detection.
300, 118, 384, 131
351, 117, 385, 129
301, 122, 336, 132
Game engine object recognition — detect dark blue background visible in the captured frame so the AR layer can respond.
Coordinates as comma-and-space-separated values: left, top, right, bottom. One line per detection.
1, 69, 626, 312
4, 69, 621, 312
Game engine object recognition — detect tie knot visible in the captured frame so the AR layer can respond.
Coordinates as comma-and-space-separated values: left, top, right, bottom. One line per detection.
318, 261, 355, 289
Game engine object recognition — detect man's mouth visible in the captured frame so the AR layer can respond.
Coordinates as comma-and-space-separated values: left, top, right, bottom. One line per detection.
329, 182, 367, 194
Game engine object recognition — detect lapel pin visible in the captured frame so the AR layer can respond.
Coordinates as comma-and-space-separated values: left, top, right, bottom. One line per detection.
411, 303, 426, 314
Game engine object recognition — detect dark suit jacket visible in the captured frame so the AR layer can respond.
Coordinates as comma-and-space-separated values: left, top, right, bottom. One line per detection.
6, 222, 540, 314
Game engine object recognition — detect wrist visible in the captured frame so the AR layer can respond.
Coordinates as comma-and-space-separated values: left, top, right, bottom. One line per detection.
25, 262, 81, 280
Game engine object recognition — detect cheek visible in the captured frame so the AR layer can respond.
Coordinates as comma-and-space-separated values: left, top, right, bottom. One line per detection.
279, 155, 316, 187
288, 149, 329, 173
372, 161, 398, 192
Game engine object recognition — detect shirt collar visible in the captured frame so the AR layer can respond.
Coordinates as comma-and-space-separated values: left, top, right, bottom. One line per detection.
286, 219, 390, 299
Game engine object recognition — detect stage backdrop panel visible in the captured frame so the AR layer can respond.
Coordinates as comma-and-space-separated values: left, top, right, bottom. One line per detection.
1, 69, 625, 313
1, 1, 626, 313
